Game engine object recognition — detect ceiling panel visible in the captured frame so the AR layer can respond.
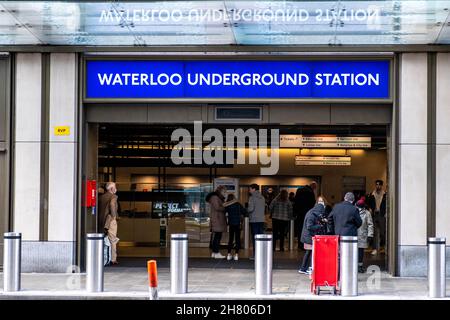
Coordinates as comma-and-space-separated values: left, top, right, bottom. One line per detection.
0, 1, 449, 46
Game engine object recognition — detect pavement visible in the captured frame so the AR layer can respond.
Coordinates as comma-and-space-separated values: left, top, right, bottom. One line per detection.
0, 267, 449, 300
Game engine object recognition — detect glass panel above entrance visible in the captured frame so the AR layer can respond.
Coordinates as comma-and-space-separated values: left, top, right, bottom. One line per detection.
0, 1, 449, 46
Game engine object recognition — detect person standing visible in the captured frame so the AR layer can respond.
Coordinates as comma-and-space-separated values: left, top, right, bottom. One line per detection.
288, 192, 295, 204
294, 184, 316, 249
298, 196, 328, 275
269, 190, 293, 252
356, 199, 374, 273
367, 180, 387, 256
98, 182, 120, 265
223, 194, 247, 261
206, 185, 227, 259
328, 192, 362, 237
248, 184, 266, 259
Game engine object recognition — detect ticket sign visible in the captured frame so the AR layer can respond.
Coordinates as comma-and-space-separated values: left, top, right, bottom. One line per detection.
54, 126, 70, 136
85, 60, 390, 100
295, 156, 352, 166
280, 135, 303, 148
280, 135, 371, 148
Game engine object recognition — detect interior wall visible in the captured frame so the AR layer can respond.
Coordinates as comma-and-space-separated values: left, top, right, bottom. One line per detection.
106, 149, 387, 206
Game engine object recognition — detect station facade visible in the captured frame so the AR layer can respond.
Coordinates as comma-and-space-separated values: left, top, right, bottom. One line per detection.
0, 50, 449, 277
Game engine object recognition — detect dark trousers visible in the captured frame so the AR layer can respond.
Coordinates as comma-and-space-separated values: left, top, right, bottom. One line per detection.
250, 222, 265, 254
228, 224, 241, 254
297, 216, 305, 248
272, 219, 288, 251
300, 249, 312, 271
358, 248, 365, 265
212, 232, 222, 253
373, 213, 386, 249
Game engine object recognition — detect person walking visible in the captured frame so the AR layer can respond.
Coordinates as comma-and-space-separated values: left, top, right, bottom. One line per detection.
269, 190, 293, 252
328, 192, 363, 237
98, 182, 120, 265
247, 184, 266, 259
356, 198, 374, 273
298, 196, 328, 275
294, 184, 316, 249
223, 194, 247, 261
367, 180, 387, 256
206, 185, 227, 259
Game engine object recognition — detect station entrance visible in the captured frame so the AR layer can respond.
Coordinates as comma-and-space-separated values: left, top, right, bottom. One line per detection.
81, 116, 391, 270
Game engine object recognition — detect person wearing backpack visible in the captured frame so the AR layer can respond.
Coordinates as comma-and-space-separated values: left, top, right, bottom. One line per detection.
224, 194, 248, 261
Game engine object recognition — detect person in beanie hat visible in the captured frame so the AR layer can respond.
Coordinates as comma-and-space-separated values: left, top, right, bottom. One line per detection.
356, 198, 374, 273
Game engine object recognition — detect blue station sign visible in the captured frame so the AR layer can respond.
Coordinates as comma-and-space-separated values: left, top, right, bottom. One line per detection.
85, 59, 390, 100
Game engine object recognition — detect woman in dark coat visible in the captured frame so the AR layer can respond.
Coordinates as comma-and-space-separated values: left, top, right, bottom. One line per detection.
206, 185, 227, 259
298, 196, 328, 274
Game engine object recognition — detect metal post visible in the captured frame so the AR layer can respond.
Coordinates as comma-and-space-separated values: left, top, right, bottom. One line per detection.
170, 233, 188, 294
86, 233, 104, 292
244, 217, 249, 249
289, 220, 294, 251
3, 232, 21, 292
428, 237, 446, 298
340, 236, 358, 296
255, 234, 272, 295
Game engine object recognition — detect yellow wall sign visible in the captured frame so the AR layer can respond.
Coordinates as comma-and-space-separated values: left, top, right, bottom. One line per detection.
54, 126, 70, 136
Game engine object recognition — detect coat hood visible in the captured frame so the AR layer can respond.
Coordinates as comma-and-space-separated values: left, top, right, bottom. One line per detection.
309, 203, 325, 217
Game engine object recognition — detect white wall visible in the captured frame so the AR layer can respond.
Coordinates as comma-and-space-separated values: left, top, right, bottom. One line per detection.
398, 53, 428, 246
435, 53, 450, 240
47, 53, 77, 241
13, 53, 42, 240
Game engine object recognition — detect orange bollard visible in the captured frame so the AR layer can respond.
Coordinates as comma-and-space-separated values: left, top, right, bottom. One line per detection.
147, 260, 158, 300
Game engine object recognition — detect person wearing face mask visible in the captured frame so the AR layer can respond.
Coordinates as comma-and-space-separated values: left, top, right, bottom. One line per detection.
298, 196, 328, 275
98, 182, 120, 265
206, 185, 227, 259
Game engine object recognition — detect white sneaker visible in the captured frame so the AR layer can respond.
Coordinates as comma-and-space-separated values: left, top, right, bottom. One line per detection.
211, 253, 216, 258
214, 252, 226, 259
226, 254, 232, 261
233, 254, 239, 261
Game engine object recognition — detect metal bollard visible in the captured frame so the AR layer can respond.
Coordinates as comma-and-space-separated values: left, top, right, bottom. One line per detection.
3, 232, 21, 292
428, 237, 446, 298
170, 233, 188, 294
289, 220, 294, 251
255, 234, 273, 295
86, 233, 104, 292
244, 217, 249, 249
340, 236, 358, 296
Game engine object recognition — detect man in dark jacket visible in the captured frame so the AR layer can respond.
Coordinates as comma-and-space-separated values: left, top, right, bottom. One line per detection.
294, 184, 316, 249
328, 192, 362, 237
367, 180, 387, 255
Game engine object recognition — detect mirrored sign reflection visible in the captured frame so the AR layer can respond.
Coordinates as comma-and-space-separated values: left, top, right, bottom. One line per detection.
0, 1, 449, 45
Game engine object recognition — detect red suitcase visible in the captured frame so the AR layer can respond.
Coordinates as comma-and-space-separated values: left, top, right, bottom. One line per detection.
310, 235, 339, 295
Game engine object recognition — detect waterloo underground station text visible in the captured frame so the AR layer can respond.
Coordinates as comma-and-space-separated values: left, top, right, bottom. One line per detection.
97, 72, 381, 87
85, 60, 390, 99
99, 7, 380, 23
